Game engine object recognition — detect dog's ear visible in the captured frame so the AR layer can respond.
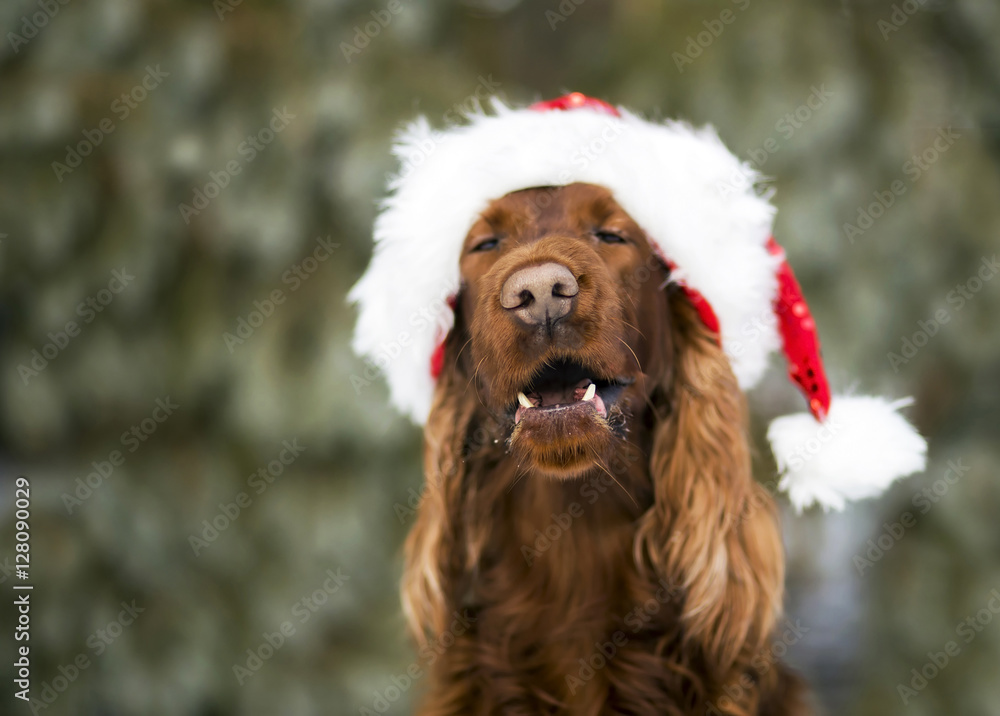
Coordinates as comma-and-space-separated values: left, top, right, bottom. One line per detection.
401, 308, 479, 643
636, 293, 785, 689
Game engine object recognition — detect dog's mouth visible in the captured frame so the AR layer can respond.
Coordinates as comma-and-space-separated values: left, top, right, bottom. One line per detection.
511, 359, 629, 425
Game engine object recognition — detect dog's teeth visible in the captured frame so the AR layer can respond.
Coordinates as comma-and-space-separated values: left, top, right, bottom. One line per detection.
582, 383, 596, 401
517, 392, 534, 409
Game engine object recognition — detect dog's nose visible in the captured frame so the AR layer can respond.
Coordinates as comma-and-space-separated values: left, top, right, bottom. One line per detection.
500, 262, 579, 326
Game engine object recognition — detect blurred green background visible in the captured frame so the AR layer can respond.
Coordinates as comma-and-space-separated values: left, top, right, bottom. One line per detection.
1, 0, 999, 714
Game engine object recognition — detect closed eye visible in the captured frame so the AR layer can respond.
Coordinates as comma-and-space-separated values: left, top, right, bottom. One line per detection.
594, 230, 627, 245
471, 237, 500, 252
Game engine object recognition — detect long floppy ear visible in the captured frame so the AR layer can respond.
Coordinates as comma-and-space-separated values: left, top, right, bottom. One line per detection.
635, 292, 785, 698
400, 319, 479, 643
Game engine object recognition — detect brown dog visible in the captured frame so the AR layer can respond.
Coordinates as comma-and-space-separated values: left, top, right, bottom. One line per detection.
402, 183, 811, 715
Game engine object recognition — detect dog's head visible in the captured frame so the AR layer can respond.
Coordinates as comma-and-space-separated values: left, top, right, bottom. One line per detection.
458, 182, 671, 478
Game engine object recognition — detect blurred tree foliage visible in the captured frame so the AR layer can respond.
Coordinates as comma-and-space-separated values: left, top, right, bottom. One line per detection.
0, 0, 998, 714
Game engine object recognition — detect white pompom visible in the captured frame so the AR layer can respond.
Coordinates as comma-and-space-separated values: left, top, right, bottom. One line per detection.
767, 395, 928, 512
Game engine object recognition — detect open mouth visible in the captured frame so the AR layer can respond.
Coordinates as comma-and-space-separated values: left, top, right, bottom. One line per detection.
512, 359, 629, 425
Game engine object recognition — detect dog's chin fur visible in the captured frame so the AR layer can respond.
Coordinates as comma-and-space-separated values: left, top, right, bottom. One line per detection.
509, 404, 618, 480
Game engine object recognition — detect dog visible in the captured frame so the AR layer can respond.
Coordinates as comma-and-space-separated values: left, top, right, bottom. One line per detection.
400, 182, 811, 715
353, 93, 925, 714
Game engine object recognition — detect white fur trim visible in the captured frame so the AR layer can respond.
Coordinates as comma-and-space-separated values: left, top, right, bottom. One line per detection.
768, 396, 928, 512
350, 99, 780, 424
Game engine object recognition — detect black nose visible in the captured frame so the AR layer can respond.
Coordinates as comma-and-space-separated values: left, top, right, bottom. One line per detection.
500, 262, 579, 327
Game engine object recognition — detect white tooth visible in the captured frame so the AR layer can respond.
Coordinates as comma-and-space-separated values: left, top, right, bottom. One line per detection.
583, 383, 596, 402
518, 392, 534, 409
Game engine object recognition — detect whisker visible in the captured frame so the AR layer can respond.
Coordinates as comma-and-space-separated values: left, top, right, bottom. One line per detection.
617, 336, 642, 373
506, 463, 529, 494
454, 336, 474, 366
466, 355, 487, 392
620, 320, 646, 340
587, 445, 638, 509
469, 354, 486, 384
467, 355, 490, 411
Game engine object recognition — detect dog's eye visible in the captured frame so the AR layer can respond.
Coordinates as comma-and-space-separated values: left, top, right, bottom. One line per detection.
594, 230, 627, 245
471, 237, 499, 252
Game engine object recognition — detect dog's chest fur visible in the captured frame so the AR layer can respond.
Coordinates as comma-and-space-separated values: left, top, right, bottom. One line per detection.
461, 447, 685, 710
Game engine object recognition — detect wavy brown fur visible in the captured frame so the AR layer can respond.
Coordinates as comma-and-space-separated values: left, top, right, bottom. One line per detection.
401, 184, 811, 715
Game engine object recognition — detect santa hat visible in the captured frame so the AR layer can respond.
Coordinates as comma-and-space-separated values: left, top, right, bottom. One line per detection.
350, 93, 927, 512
